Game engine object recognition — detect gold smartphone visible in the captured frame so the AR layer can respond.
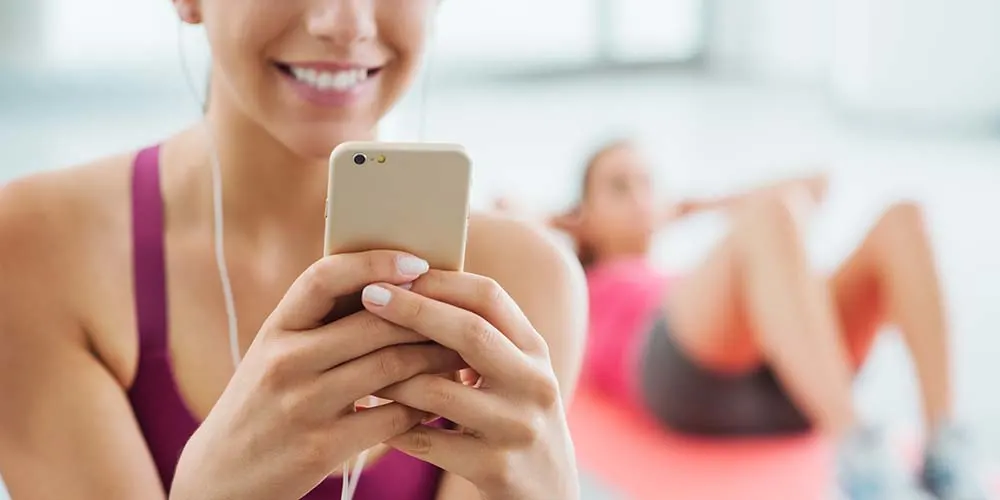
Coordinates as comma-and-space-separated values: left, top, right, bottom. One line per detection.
324, 141, 473, 409
324, 141, 472, 269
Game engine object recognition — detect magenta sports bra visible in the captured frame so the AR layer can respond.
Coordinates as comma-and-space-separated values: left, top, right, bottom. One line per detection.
126, 145, 443, 498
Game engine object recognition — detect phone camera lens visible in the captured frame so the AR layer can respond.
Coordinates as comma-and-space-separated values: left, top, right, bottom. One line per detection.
353, 153, 367, 166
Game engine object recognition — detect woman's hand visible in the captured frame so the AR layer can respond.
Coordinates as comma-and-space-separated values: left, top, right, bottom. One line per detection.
547, 208, 583, 237
170, 251, 467, 500
362, 272, 580, 500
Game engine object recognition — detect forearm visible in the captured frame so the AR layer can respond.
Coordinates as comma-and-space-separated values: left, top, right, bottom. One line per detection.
731, 174, 828, 206
658, 197, 727, 224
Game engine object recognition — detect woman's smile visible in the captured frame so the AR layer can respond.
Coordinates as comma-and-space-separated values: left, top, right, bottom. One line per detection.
274, 60, 383, 107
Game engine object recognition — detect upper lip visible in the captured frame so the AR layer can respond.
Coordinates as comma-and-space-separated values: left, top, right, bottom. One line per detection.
277, 61, 381, 72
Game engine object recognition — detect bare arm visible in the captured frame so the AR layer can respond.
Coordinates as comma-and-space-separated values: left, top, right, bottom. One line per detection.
0, 178, 164, 500
435, 213, 588, 500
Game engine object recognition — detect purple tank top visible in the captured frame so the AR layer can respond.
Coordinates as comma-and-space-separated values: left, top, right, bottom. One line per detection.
126, 146, 443, 498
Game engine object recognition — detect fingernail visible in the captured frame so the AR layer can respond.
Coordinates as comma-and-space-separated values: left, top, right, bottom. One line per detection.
362, 284, 392, 306
399, 282, 413, 291
421, 414, 441, 425
396, 255, 429, 277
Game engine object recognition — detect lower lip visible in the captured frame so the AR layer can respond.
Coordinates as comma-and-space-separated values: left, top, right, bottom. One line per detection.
277, 67, 376, 107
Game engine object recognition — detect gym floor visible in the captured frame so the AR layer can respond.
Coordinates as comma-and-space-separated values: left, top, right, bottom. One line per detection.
2, 71, 999, 498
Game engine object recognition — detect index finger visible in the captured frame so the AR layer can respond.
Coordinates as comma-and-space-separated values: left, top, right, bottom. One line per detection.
270, 251, 430, 331
408, 271, 543, 353
360, 284, 531, 382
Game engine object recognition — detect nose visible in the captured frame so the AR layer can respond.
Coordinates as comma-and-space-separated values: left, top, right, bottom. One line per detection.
307, 0, 376, 47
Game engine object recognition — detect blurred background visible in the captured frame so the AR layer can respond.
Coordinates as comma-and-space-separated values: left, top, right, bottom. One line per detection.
2, 0, 1000, 498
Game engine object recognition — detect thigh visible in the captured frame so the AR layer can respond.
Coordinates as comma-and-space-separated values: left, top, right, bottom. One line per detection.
828, 243, 886, 370
666, 236, 761, 373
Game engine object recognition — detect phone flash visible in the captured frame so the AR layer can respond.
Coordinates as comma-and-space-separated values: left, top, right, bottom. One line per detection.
376, 154, 386, 164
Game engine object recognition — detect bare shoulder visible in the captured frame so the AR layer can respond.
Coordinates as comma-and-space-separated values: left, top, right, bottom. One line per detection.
0, 153, 167, 499
466, 212, 582, 283
0, 153, 134, 340
466, 212, 588, 397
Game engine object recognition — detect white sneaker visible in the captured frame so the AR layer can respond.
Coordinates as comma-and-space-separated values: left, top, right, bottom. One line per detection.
920, 422, 991, 500
837, 425, 934, 500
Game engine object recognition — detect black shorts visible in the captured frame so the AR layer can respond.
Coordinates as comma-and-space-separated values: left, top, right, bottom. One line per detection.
637, 315, 812, 436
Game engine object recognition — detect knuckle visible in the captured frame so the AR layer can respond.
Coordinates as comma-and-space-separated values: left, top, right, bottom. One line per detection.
464, 315, 495, 350
511, 326, 550, 359
260, 345, 298, 390
387, 404, 420, 434
527, 369, 561, 409
405, 426, 435, 456
503, 412, 541, 446
361, 251, 381, 277
302, 260, 331, 297
374, 347, 407, 382
275, 389, 299, 418
275, 387, 319, 431
475, 276, 506, 308
295, 432, 334, 473
413, 269, 440, 291
358, 311, 388, 338
531, 333, 552, 359
424, 376, 456, 409
408, 295, 427, 322
478, 453, 516, 491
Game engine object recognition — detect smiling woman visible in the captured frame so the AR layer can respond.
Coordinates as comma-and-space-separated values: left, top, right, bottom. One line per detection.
0, 1, 586, 500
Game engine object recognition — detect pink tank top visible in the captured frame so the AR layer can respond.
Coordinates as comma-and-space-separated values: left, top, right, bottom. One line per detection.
583, 257, 670, 405
127, 146, 443, 498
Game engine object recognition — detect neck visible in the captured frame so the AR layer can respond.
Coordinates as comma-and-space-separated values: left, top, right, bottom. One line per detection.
187, 84, 375, 241
590, 237, 651, 265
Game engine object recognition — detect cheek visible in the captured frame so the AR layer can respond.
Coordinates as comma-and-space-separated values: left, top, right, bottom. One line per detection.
203, 2, 295, 88
377, 1, 434, 102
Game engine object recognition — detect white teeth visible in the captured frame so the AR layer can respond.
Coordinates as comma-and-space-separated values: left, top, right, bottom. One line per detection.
289, 66, 368, 91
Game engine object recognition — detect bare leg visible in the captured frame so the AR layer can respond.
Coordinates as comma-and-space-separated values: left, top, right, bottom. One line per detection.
667, 196, 856, 436
830, 201, 951, 430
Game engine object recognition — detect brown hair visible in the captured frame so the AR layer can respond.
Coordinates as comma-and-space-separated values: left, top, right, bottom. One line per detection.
573, 138, 633, 269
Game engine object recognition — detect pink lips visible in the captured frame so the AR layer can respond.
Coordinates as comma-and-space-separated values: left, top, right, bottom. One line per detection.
276, 62, 379, 107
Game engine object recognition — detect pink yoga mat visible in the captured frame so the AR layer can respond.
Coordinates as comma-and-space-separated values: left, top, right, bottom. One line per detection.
568, 384, 998, 500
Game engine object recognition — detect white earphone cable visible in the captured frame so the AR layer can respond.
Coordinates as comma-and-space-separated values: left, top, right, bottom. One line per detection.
177, 22, 242, 371
207, 131, 243, 369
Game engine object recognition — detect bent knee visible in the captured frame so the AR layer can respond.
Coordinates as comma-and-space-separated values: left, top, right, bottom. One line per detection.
881, 200, 927, 230
875, 200, 931, 243
732, 194, 803, 245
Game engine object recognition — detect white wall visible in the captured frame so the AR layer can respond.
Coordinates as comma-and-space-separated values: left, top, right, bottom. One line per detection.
0, 1, 47, 68
434, 0, 596, 68
705, 0, 834, 82
706, 0, 1000, 124
607, 0, 703, 62
831, 0, 1000, 122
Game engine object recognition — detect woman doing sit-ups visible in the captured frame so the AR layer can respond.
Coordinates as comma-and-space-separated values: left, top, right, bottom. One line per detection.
498, 139, 988, 500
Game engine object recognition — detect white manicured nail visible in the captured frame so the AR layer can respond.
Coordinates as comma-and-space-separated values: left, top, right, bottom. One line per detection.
396, 255, 429, 276
362, 285, 392, 306
399, 282, 413, 290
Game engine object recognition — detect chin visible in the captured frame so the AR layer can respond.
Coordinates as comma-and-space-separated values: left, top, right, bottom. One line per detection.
273, 121, 376, 161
